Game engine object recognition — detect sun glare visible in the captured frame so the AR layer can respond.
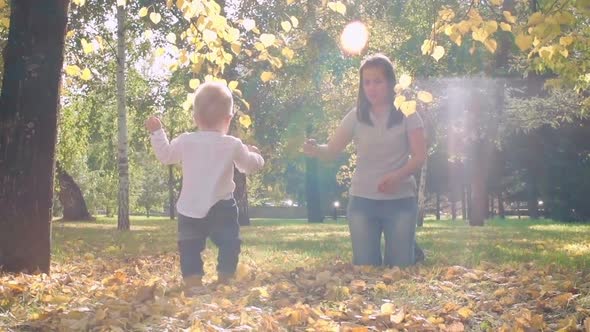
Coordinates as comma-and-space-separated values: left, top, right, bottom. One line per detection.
340, 21, 369, 55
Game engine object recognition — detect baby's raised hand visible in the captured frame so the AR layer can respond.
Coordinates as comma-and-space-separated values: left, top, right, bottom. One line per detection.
145, 116, 162, 133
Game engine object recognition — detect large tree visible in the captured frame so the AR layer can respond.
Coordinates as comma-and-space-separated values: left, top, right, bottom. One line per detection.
0, 0, 70, 273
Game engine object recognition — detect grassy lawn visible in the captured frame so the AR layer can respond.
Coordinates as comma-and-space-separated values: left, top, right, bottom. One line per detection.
51, 216, 590, 272
2, 217, 589, 331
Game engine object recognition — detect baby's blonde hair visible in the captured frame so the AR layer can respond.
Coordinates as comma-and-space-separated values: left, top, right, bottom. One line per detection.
193, 82, 233, 127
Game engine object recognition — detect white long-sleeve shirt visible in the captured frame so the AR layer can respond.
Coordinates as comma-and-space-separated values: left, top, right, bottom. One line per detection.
150, 129, 264, 218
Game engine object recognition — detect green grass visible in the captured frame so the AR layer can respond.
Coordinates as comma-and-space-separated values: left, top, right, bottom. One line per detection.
51, 216, 590, 272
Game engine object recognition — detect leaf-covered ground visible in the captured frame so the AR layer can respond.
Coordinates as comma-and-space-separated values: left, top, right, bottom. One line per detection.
1, 218, 590, 331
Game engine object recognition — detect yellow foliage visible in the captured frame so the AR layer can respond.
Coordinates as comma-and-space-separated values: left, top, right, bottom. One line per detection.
65, 65, 81, 77
239, 114, 252, 128
260, 33, 276, 48
80, 68, 92, 81
399, 74, 412, 88
417, 91, 433, 103
149, 12, 162, 24
503, 11, 517, 24
394, 95, 406, 110
432, 45, 445, 61
500, 22, 512, 32
528, 12, 545, 26
327, 1, 347, 15
515, 34, 533, 51
421, 39, 435, 55
281, 21, 292, 33
484, 38, 498, 53
260, 71, 274, 82
400, 100, 417, 116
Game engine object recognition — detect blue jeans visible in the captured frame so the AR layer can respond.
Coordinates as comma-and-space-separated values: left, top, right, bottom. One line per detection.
177, 199, 240, 278
347, 196, 418, 267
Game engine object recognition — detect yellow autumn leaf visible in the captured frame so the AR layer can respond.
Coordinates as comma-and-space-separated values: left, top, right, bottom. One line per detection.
458, 307, 474, 319
484, 38, 497, 53
515, 34, 533, 51
559, 47, 569, 58
287, 0, 296, 4
281, 21, 292, 32
203, 29, 218, 43
417, 91, 433, 103
335, 1, 347, 15
490, 0, 503, 5
231, 42, 242, 54
65, 65, 81, 77
260, 71, 274, 82
438, 8, 455, 21
432, 45, 445, 61
139, 7, 148, 17
143, 29, 153, 39
80, 68, 92, 81
260, 34, 276, 48
242, 19, 256, 31
503, 11, 517, 24
117, 0, 126, 6
539, 46, 554, 60
484, 20, 498, 34
399, 74, 412, 88
394, 95, 406, 110
291, 16, 299, 28
472, 28, 489, 42
239, 114, 252, 128
166, 33, 176, 43
390, 308, 405, 324
282, 47, 295, 60
189, 79, 200, 89
149, 12, 161, 24
560, 36, 574, 46
421, 39, 434, 55
81, 38, 93, 54
400, 100, 417, 116
381, 303, 395, 314
528, 12, 545, 26
500, 22, 512, 31
328, 1, 347, 15
155, 47, 166, 57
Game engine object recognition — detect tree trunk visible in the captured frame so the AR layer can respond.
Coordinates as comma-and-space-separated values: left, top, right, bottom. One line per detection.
466, 184, 473, 220
416, 159, 428, 227
168, 165, 175, 219
450, 193, 457, 220
116, 4, 129, 231
435, 192, 441, 221
0, 0, 69, 274
469, 143, 489, 226
234, 168, 250, 226
461, 185, 467, 220
498, 192, 505, 219
57, 165, 93, 221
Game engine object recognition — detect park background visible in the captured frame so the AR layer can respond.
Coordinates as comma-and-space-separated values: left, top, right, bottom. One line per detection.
1, 0, 590, 331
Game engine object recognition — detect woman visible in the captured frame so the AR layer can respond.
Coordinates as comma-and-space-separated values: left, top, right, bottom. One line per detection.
303, 54, 426, 267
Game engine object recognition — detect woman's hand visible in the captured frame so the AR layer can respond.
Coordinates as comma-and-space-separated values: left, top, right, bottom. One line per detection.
145, 116, 162, 133
377, 172, 403, 194
247, 145, 261, 154
303, 138, 320, 157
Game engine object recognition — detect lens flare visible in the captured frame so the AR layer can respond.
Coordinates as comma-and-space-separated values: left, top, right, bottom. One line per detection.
340, 21, 369, 55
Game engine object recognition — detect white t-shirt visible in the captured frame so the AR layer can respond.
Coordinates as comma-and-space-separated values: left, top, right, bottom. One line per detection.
339, 109, 424, 200
150, 129, 264, 218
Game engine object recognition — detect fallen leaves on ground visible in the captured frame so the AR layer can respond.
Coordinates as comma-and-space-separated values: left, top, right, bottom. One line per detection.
1, 257, 589, 331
